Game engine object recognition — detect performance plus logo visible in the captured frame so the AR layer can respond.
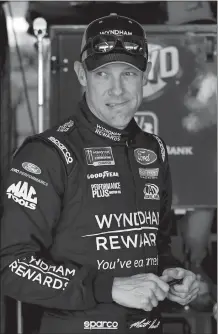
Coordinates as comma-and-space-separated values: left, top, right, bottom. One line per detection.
91, 182, 121, 198
6, 181, 37, 210
84, 320, 118, 330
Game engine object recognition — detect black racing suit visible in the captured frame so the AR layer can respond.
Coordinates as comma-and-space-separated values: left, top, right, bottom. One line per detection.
1, 97, 180, 333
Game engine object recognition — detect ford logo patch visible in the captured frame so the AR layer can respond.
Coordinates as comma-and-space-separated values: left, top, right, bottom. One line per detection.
22, 162, 42, 175
134, 148, 157, 166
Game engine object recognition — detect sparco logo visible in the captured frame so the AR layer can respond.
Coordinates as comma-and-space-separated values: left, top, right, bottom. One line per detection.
143, 44, 179, 100
153, 135, 165, 162
6, 181, 37, 210
48, 136, 73, 164
87, 171, 119, 179
144, 184, 159, 200
134, 148, 157, 165
84, 320, 118, 330
57, 120, 74, 132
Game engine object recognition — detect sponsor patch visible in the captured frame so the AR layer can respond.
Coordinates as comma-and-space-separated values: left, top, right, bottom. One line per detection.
153, 135, 165, 162
87, 171, 119, 180
143, 184, 159, 200
91, 182, 121, 198
84, 147, 115, 166
129, 318, 160, 329
100, 29, 132, 36
84, 320, 118, 330
6, 181, 37, 210
95, 124, 121, 142
48, 136, 73, 164
22, 162, 41, 175
57, 120, 74, 132
134, 148, 157, 166
139, 168, 159, 179
83, 211, 159, 251
11, 168, 48, 186
9, 255, 75, 291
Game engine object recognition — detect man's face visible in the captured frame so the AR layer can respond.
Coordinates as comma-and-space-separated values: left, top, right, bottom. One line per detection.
75, 62, 150, 130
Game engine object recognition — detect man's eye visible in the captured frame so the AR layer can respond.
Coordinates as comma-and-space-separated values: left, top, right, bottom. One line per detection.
124, 72, 137, 76
96, 72, 107, 77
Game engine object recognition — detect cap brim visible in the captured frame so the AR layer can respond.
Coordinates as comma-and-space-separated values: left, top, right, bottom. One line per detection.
84, 52, 147, 72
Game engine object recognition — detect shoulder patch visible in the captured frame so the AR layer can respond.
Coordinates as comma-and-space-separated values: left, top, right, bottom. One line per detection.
153, 135, 166, 163
47, 136, 73, 165
56, 119, 75, 133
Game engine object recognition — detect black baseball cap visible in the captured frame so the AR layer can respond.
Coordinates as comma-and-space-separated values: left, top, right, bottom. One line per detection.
80, 13, 148, 71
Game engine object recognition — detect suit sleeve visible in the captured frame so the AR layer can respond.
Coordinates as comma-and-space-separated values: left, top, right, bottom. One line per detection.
156, 139, 182, 275
0, 140, 113, 310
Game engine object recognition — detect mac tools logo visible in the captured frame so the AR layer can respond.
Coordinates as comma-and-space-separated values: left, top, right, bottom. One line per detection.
6, 181, 37, 210
143, 184, 160, 200
143, 44, 180, 100
134, 111, 158, 135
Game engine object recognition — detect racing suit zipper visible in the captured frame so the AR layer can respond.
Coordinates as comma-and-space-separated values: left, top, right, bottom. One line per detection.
125, 140, 138, 210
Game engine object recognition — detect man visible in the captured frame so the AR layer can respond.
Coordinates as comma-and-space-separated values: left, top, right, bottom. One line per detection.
1, 14, 200, 334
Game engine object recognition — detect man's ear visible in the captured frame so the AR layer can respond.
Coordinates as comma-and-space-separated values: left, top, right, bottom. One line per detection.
142, 61, 152, 86
74, 61, 87, 87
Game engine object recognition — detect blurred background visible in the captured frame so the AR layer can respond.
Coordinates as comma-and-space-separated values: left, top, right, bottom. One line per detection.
0, 1, 217, 333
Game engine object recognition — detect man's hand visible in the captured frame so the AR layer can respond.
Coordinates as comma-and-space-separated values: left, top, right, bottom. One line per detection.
112, 273, 169, 312
161, 268, 200, 306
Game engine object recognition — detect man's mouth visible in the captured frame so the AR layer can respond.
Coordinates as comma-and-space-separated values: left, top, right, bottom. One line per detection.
106, 101, 129, 108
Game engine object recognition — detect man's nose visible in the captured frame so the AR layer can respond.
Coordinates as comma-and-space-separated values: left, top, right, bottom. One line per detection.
109, 77, 124, 96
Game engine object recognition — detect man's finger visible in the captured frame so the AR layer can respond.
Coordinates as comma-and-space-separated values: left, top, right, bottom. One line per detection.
150, 291, 158, 308
172, 277, 196, 293
148, 274, 169, 293
189, 284, 200, 295
167, 292, 183, 304
167, 292, 190, 305
142, 298, 153, 312
183, 274, 196, 289
162, 268, 185, 279
154, 286, 168, 301
170, 286, 200, 300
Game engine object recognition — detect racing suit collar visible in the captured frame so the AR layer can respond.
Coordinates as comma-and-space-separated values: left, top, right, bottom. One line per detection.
78, 94, 139, 144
